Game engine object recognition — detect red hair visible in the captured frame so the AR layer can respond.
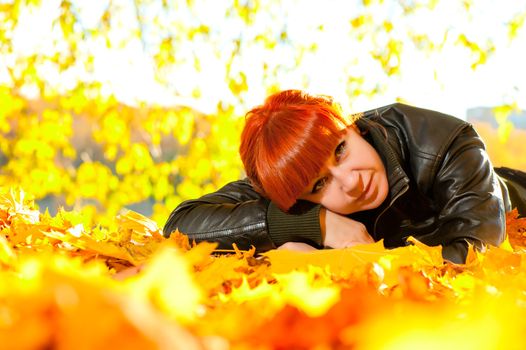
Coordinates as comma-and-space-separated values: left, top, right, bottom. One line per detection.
240, 90, 354, 211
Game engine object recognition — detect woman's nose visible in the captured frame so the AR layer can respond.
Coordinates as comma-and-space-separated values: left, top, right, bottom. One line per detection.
329, 165, 362, 197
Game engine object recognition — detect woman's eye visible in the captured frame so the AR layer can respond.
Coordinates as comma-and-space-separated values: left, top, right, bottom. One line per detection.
335, 141, 346, 161
311, 177, 327, 194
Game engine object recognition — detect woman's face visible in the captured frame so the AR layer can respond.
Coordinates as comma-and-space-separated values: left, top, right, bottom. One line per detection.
298, 125, 389, 215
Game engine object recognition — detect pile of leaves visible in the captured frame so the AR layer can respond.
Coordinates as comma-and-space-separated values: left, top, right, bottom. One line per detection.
2, 188, 526, 350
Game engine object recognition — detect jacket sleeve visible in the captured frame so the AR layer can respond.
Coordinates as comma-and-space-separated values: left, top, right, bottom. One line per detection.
163, 179, 323, 253
419, 125, 506, 263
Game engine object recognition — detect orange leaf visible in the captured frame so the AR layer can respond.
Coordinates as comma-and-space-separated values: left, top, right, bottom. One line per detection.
506, 208, 526, 250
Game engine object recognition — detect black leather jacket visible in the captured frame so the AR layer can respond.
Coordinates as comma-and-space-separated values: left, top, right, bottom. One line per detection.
164, 103, 511, 263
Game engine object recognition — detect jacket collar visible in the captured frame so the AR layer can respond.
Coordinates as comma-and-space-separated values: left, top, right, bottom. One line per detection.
356, 119, 410, 201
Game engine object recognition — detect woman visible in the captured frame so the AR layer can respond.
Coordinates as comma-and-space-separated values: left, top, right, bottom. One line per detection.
164, 90, 526, 264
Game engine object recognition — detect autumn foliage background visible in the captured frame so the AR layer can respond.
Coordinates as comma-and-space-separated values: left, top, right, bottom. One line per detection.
1, 1, 526, 349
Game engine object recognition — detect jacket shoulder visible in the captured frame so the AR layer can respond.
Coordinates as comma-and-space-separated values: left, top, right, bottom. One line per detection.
363, 103, 471, 158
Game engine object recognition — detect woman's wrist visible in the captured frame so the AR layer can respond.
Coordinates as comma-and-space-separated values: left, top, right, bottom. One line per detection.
267, 202, 324, 247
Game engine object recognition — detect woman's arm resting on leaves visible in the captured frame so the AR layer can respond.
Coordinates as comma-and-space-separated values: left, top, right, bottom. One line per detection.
164, 179, 276, 252
163, 179, 326, 253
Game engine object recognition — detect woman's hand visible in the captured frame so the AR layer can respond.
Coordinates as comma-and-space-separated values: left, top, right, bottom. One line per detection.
277, 242, 317, 252
321, 208, 374, 248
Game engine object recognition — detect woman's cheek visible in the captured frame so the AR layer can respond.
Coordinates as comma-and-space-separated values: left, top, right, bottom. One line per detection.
322, 187, 346, 211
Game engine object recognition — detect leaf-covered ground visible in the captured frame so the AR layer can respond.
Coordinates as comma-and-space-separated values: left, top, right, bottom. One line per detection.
2, 188, 526, 350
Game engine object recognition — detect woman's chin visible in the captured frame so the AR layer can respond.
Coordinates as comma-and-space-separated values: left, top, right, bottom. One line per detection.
339, 184, 388, 214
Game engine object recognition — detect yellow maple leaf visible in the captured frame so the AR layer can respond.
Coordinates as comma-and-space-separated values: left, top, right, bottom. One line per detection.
115, 209, 164, 244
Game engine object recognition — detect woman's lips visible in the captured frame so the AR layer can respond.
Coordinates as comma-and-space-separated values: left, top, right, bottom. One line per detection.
359, 175, 373, 200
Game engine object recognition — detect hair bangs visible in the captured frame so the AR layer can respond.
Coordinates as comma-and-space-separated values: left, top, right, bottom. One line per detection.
240, 90, 355, 211
256, 105, 348, 211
